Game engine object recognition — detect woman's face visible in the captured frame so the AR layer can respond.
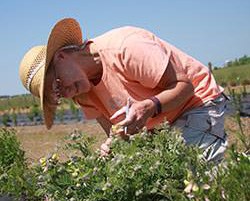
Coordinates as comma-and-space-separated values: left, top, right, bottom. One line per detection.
44, 51, 92, 105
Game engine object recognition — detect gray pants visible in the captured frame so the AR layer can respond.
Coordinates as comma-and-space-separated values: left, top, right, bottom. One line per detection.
173, 94, 228, 163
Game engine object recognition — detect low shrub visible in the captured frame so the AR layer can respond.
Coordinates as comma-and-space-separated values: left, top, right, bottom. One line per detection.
0, 124, 249, 200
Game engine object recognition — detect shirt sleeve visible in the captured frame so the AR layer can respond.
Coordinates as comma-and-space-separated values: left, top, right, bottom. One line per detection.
121, 33, 171, 88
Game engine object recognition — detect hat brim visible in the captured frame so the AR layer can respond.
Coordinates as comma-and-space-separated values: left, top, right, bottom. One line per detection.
39, 18, 83, 129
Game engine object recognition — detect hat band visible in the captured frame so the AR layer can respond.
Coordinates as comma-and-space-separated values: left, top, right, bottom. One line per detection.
26, 59, 45, 91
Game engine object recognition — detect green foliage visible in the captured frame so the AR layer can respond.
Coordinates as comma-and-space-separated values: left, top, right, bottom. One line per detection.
27, 103, 41, 124
11, 112, 17, 126
1, 113, 11, 127
218, 149, 250, 200
0, 125, 249, 200
33, 125, 207, 201
0, 128, 38, 199
70, 101, 80, 121
57, 106, 65, 124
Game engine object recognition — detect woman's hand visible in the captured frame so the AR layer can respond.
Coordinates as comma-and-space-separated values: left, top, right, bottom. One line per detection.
100, 137, 112, 157
110, 99, 156, 135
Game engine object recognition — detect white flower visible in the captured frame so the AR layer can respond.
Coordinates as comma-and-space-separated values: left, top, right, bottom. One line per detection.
135, 189, 143, 196
133, 165, 142, 171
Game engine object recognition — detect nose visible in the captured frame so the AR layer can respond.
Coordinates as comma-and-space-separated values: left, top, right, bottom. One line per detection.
61, 85, 77, 98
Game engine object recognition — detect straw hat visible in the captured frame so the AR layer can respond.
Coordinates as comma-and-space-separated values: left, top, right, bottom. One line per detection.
19, 18, 83, 129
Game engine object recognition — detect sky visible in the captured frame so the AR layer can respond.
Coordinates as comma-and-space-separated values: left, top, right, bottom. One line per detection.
0, 0, 250, 96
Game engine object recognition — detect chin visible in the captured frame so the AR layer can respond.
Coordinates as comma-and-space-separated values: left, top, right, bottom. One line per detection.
72, 92, 86, 100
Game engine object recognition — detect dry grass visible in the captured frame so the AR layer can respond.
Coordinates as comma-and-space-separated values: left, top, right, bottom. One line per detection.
14, 120, 106, 164
225, 115, 250, 149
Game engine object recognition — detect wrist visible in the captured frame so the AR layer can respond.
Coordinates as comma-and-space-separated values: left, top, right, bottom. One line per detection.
148, 96, 162, 117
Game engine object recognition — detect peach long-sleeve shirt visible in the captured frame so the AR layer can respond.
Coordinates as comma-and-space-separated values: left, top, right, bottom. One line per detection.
76, 26, 223, 129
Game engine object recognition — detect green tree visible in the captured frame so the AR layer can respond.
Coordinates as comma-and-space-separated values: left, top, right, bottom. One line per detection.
28, 103, 41, 124
2, 113, 11, 127
11, 112, 17, 126
57, 106, 65, 124
69, 100, 80, 121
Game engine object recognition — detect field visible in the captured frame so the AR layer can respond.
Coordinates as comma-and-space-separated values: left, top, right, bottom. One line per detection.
212, 63, 250, 86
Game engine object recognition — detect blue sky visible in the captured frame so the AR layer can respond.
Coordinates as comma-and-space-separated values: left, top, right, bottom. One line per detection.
0, 0, 250, 96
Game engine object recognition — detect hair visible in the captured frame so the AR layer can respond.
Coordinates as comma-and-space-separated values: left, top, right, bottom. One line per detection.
60, 39, 90, 54
59, 45, 81, 53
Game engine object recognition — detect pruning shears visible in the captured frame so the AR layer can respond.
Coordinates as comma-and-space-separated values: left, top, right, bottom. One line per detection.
124, 97, 131, 135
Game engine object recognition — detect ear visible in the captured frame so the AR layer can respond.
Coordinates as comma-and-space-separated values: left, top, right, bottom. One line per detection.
53, 50, 66, 63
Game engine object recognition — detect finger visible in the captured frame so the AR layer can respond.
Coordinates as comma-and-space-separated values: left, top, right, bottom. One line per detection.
100, 143, 110, 153
105, 137, 112, 146
100, 149, 109, 157
117, 114, 134, 127
125, 121, 144, 135
110, 106, 127, 120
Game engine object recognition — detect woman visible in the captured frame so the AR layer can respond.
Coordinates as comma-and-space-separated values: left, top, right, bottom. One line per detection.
19, 18, 228, 162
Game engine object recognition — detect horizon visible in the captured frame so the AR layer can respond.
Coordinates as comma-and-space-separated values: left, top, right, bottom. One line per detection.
1, 1, 250, 96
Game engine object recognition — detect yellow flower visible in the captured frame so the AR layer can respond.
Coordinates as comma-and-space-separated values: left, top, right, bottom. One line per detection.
111, 125, 122, 134
51, 153, 59, 161
39, 157, 47, 167
184, 179, 190, 186
192, 183, 199, 192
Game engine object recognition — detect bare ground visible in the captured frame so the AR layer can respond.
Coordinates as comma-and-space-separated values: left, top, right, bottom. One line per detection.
14, 120, 106, 164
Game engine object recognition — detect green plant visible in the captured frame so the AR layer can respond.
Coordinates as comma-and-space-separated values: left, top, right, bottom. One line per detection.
0, 128, 38, 199
27, 103, 41, 124
33, 125, 206, 200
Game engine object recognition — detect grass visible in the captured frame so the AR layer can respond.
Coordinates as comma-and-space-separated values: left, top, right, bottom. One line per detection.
213, 63, 250, 86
